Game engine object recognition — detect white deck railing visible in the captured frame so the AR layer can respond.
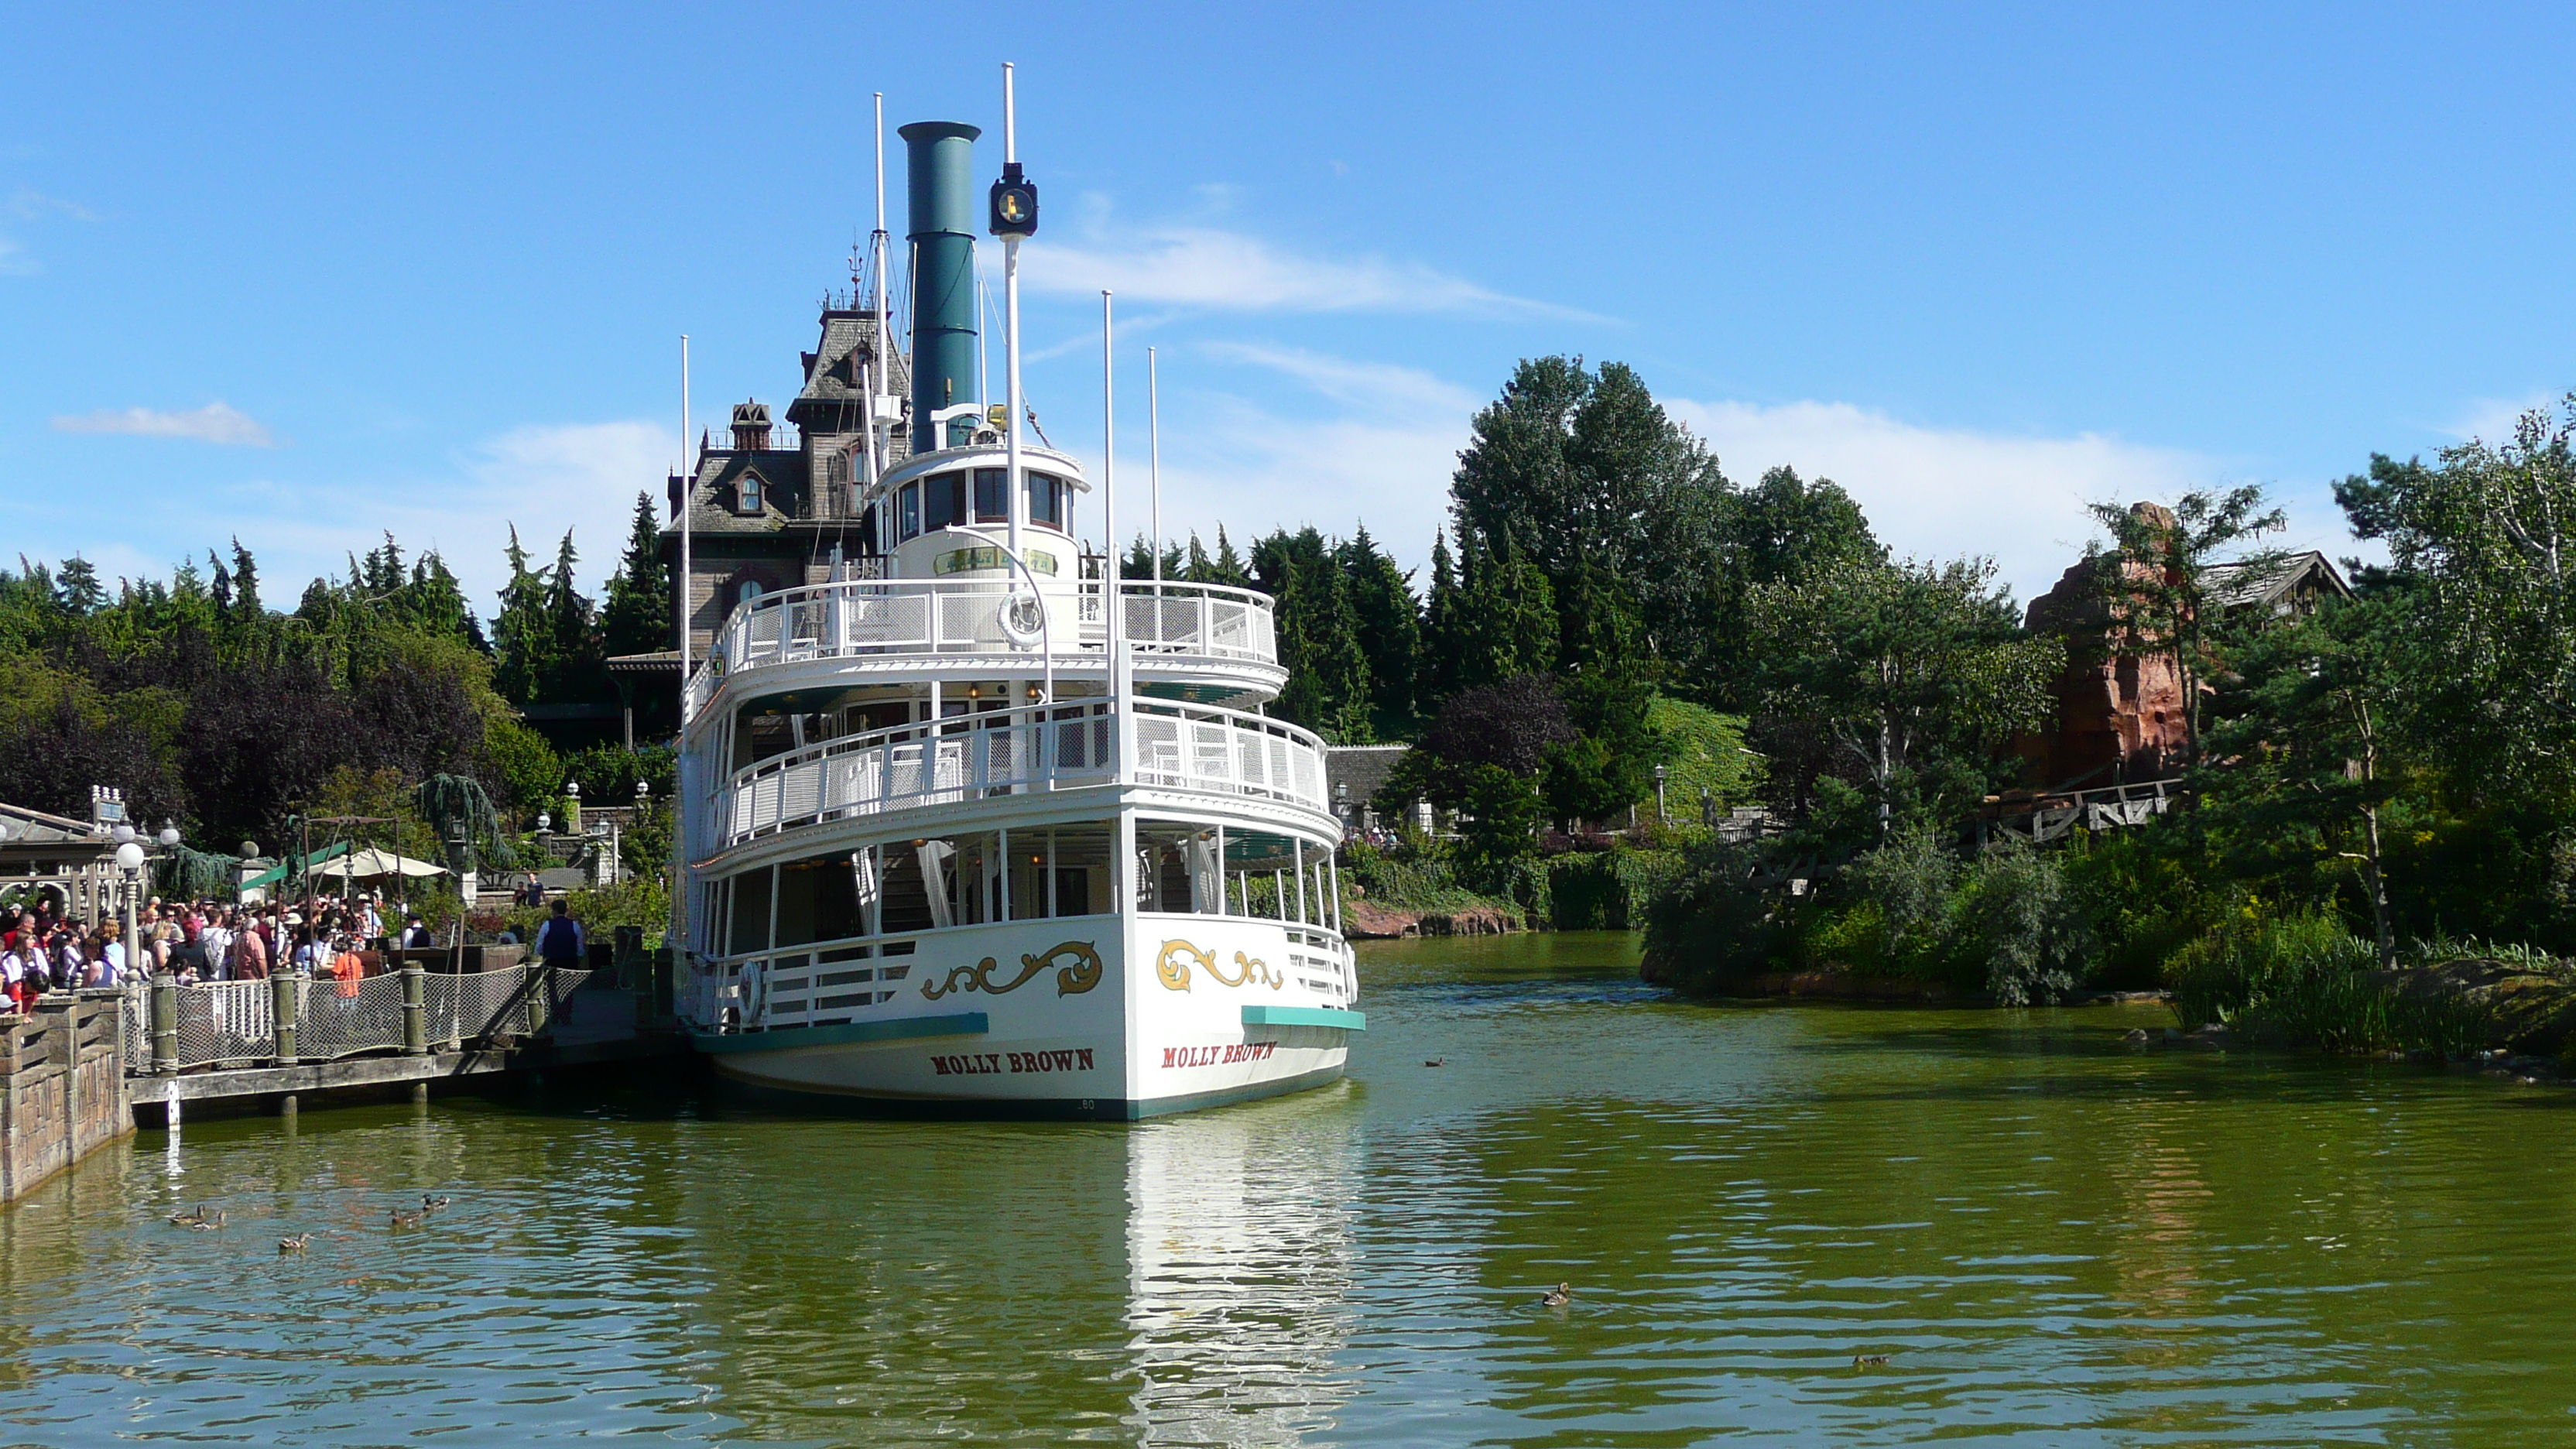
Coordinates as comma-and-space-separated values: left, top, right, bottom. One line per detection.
714, 697, 1329, 848
687, 579, 1277, 714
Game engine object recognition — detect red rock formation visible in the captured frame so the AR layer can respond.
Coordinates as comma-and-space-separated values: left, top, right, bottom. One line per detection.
2021, 503, 2190, 788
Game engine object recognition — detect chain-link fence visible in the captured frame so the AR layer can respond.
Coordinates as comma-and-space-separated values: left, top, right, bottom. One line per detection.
292, 974, 407, 1061
175, 981, 274, 1069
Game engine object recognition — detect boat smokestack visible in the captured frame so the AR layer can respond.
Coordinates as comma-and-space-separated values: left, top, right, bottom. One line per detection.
899, 120, 981, 454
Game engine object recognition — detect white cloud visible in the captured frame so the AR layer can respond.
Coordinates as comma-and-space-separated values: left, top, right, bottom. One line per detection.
1022, 226, 1599, 321
2444, 390, 2562, 447
1132, 346, 1473, 565
52, 402, 277, 447
1667, 399, 2230, 604
12, 420, 676, 615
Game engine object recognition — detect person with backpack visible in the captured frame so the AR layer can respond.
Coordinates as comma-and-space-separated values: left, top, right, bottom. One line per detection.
534, 900, 584, 1003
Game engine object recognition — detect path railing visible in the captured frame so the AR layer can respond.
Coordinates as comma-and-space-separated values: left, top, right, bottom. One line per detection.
714, 697, 1330, 848
119, 964, 589, 1075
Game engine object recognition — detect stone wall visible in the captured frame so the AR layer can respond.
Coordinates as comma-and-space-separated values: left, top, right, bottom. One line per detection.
0, 992, 132, 1204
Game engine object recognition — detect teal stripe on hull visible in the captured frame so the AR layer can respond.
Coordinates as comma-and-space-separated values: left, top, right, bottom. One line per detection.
691, 1012, 989, 1055
1241, 1005, 1366, 1031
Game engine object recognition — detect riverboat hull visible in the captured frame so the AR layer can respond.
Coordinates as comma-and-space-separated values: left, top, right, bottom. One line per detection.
687, 916, 1360, 1119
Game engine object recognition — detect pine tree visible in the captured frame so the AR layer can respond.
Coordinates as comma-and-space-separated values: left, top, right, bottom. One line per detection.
407, 550, 479, 649
1339, 525, 1419, 724
600, 491, 672, 658
56, 557, 104, 615
228, 540, 262, 619
491, 526, 553, 705
1210, 526, 1251, 589
1417, 529, 1462, 708
542, 529, 604, 702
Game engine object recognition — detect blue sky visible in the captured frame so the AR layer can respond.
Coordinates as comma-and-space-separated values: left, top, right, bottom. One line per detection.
6, 3, 2573, 611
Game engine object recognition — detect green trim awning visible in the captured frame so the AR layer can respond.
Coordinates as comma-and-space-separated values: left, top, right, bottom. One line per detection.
240, 840, 354, 891
1242, 1005, 1365, 1031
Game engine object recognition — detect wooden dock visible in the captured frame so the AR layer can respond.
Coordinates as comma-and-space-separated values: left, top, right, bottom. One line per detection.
129, 988, 687, 1125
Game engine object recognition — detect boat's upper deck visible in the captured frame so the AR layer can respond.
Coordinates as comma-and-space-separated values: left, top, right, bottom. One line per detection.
686, 577, 1283, 718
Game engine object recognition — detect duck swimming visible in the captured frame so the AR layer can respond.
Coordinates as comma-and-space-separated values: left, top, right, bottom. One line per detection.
421, 1194, 452, 1213
1539, 1283, 1571, 1309
278, 1233, 313, 1253
1852, 1353, 1892, 1368
389, 1208, 423, 1229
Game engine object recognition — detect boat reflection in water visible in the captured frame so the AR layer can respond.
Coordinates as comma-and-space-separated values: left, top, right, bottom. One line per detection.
1122, 1084, 1363, 1444
664, 1086, 1363, 1444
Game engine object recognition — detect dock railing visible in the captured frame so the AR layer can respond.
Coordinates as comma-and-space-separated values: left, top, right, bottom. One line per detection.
119, 963, 587, 1076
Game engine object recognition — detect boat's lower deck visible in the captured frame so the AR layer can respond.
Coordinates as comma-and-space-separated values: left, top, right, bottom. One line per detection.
683, 914, 1362, 1115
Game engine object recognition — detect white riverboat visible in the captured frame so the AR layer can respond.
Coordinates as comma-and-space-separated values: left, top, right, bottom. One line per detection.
673, 88, 1362, 1117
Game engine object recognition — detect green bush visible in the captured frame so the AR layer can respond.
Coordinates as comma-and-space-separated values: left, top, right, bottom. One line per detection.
2163, 911, 2489, 1056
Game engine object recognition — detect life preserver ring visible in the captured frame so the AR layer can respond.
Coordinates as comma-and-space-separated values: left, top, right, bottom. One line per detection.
999, 591, 1045, 650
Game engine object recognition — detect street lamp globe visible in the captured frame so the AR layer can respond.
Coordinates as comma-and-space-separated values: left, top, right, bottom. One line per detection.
113, 841, 146, 874
157, 821, 180, 848
635, 779, 649, 801
536, 812, 552, 833
111, 822, 135, 845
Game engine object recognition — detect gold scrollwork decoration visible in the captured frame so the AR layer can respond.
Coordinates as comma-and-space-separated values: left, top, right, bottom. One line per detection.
1155, 940, 1283, 991
922, 940, 1104, 1000
1156, 939, 1213, 992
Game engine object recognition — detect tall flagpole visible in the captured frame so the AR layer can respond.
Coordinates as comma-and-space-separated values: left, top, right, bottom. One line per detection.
1102, 291, 1124, 775
679, 334, 693, 700
1148, 345, 1162, 585
1002, 63, 1026, 559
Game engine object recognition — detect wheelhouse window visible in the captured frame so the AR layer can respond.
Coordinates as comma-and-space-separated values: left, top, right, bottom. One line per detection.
922, 471, 965, 531
972, 468, 1009, 522
1029, 472, 1064, 529
898, 483, 921, 541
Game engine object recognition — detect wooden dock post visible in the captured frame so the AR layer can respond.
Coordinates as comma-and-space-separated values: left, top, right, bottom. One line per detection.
149, 972, 180, 1076
401, 964, 427, 1055
526, 962, 550, 1036
271, 971, 299, 1066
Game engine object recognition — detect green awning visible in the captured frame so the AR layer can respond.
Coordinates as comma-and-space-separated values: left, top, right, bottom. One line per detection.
240, 840, 354, 891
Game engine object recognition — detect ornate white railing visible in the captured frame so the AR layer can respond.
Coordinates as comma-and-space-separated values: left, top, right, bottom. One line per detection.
686, 579, 1277, 714
714, 697, 1329, 848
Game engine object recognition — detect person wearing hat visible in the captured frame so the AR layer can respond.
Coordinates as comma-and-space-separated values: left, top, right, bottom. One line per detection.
400, 914, 434, 949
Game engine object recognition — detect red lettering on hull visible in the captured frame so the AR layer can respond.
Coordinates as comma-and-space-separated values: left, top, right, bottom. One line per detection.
928, 1048, 1097, 1077
1158, 1040, 1280, 1070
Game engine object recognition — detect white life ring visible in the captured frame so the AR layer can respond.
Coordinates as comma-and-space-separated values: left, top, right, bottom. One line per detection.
999, 590, 1046, 650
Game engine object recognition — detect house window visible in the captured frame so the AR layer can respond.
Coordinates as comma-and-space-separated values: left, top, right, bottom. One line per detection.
737, 578, 765, 609
739, 474, 763, 512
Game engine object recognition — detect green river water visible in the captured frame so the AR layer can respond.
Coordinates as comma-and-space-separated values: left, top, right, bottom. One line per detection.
7, 932, 2576, 1446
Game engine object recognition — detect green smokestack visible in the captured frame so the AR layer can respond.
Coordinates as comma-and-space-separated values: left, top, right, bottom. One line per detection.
900, 120, 981, 454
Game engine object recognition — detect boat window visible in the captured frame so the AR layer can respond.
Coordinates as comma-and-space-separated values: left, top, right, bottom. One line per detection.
1221, 829, 1305, 921
773, 854, 863, 947
923, 471, 965, 531
1029, 473, 1063, 529
1136, 821, 1228, 915
898, 483, 920, 541
1014, 823, 1112, 919
973, 468, 1009, 522
728, 868, 773, 955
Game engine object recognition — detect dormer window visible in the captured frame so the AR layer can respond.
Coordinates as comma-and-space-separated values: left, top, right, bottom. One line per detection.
738, 473, 764, 513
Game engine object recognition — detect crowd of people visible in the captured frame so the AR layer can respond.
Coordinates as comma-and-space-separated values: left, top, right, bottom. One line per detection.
0, 892, 440, 1015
